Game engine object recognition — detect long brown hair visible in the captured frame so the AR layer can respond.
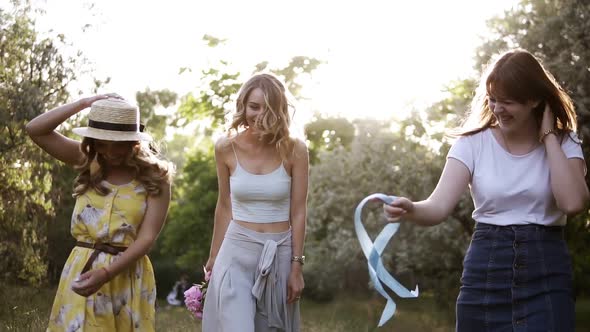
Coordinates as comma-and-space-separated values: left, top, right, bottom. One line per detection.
229, 73, 295, 160
73, 138, 174, 197
457, 49, 577, 136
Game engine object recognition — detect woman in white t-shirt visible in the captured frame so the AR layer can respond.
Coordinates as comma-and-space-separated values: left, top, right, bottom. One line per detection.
383, 49, 589, 331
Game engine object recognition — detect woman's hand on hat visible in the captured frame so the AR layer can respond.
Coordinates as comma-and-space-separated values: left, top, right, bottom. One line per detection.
102, 93, 124, 100
79, 93, 124, 109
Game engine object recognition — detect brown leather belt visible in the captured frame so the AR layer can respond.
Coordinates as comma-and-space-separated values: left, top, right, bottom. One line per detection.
76, 241, 127, 274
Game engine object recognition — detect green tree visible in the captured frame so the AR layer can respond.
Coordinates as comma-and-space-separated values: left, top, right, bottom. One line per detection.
135, 88, 178, 141
304, 115, 355, 164
158, 140, 217, 271
176, 65, 242, 130
175, 35, 323, 131
305, 119, 471, 307
163, 133, 197, 172
255, 56, 323, 97
0, 4, 77, 285
45, 165, 78, 283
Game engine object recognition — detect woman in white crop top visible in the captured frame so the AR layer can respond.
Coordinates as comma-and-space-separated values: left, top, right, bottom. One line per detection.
202, 73, 308, 332
383, 49, 589, 331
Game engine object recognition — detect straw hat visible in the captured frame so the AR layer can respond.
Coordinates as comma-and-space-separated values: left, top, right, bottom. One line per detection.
72, 98, 152, 141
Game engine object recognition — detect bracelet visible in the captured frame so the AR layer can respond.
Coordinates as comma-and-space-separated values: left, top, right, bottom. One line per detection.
291, 255, 306, 265
101, 267, 112, 281
539, 129, 557, 143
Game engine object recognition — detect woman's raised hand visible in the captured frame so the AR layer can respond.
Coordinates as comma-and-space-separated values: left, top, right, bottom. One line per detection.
539, 102, 556, 140
79, 93, 124, 109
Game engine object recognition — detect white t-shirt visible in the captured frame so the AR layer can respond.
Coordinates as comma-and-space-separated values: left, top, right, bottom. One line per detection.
447, 128, 584, 226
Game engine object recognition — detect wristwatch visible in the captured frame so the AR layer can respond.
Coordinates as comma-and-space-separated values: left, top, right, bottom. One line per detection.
291, 255, 305, 265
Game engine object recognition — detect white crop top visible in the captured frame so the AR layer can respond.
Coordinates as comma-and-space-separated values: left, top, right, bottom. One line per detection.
229, 144, 292, 223
447, 128, 584, 226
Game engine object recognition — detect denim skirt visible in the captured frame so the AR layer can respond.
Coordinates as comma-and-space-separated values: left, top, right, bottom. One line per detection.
456, 222, 574, 332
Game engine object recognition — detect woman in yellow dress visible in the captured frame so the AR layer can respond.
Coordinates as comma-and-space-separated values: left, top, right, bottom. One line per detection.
26, 94, 174, 331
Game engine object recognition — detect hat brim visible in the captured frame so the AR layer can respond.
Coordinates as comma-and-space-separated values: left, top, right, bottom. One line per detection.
72, 127, 153, 142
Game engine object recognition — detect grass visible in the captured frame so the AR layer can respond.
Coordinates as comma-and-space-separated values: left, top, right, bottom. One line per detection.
155, 293, 454, 332
2, 284, 590, 331
577, 298, 590, 330
0, 285, 55, 331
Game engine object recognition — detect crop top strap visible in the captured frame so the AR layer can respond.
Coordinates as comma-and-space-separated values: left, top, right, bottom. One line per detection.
230, 141, 239, 164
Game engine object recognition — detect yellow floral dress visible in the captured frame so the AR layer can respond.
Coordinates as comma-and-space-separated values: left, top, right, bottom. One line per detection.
47, 180, 156, 332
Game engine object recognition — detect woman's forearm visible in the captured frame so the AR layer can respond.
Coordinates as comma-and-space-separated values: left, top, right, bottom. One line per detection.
290, 213, 306, 273
404, 199, 449, 227
290, 214, 306, 257
26, 99, 88, 136
545, 135, 589, 214
208, 206, 231, 260
104, 236, 154, 278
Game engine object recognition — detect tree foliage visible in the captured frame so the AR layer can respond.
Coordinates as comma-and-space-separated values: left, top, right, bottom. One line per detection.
158, 141, 218, 270
304, 119, 472, 304
135, 88, 178, 141
0, 4, 76, 285
305, 115, 355, 164
176, 65, 242, 130
255, 56, 323, 97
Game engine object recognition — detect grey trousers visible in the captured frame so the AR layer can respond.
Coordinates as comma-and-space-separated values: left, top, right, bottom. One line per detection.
202, 221, 301, 332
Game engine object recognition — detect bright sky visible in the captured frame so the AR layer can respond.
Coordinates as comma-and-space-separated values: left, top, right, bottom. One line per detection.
26, 0, 518, 120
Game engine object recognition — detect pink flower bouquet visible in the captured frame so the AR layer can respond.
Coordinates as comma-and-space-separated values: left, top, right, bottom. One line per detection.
184, 266, 211, 319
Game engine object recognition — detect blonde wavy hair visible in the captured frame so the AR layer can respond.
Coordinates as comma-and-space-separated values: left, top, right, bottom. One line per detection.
229, 73, 295, 160
73, 137, 175, 197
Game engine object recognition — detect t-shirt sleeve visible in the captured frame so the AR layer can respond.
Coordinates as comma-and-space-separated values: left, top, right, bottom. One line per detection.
447, 136, 474, 174
561, 132, 584, 160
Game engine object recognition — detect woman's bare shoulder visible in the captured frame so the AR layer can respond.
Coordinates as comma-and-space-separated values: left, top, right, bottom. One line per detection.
215, 135, 234, 152
287, 138, 308, 164
292, 137, 308, 154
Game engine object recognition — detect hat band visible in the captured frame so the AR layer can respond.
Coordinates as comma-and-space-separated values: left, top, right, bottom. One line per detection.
89, 120, 145, 132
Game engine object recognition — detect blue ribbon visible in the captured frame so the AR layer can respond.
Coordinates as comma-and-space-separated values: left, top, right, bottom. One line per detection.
354, 193, 419, 327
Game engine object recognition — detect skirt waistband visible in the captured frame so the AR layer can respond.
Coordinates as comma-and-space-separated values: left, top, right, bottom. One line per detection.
474, 222, 564, 241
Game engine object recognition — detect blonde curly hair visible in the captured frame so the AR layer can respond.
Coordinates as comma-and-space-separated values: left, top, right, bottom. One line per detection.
229, 73, 295, 160
73, 137, 174, 197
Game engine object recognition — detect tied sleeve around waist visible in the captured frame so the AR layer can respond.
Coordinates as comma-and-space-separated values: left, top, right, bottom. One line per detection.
227, 228, 292, 330
252, 238, 288, 329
